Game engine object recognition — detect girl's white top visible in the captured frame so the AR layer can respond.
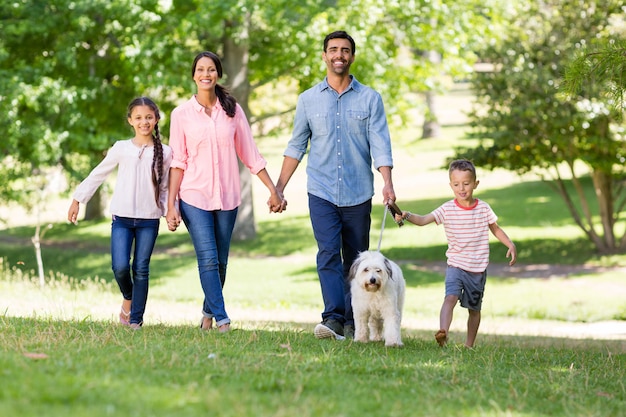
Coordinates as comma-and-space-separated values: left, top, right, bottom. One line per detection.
73, 139, 173, 219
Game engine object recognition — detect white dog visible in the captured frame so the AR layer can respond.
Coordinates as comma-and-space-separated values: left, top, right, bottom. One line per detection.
349, 250, 406, 347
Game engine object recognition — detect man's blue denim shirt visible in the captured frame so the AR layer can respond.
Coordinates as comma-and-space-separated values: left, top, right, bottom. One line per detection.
284, 76, 394, 207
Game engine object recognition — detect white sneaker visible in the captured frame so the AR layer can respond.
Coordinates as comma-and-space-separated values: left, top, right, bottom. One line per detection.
314, 321, 345, 340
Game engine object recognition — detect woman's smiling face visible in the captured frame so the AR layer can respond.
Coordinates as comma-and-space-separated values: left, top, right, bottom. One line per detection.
193, 56, 219, 91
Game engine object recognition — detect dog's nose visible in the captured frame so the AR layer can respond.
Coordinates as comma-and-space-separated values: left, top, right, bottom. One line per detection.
369, 277, 377, 284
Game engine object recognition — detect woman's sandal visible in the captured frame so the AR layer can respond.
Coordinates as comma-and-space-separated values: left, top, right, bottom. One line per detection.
218, 323, 230, 333
119, 308, 131, 326
129, 322, 143, 330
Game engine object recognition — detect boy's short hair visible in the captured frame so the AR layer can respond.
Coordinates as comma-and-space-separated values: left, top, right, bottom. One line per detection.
449, 159, 476, 180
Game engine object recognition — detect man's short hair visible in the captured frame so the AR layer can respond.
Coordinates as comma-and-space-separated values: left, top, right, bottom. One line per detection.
324, 31, 356, 54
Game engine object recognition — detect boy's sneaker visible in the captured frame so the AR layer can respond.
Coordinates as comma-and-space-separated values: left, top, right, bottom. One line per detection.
314, 319, 345, 340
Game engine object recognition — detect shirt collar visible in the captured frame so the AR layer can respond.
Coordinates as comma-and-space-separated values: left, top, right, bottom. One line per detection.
191, 95, 205, 112
319, 75, 360, 93
190, 95, 223, 114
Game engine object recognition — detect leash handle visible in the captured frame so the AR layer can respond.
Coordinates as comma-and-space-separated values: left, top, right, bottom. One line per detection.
377, 204, 388, 252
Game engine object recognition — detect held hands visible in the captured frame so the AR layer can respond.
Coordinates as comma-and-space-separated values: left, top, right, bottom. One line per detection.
267, 191, 287, 213
394, 211, 406, 224
166, 206, 181, 231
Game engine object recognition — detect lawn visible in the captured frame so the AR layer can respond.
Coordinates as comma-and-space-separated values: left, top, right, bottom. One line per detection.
1, 317, 623, 417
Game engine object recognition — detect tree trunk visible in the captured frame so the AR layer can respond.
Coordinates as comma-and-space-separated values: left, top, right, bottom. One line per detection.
592, 169, 615, 250
420, 50, 442, 139
84, 188, 106, 221
421, 89, 440, 139
222, 15, 256, 241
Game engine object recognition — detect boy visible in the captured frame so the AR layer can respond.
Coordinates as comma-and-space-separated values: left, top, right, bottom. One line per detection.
396, 159, 516, 347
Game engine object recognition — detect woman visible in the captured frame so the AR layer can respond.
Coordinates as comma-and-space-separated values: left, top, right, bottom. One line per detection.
166, 51, 282, 332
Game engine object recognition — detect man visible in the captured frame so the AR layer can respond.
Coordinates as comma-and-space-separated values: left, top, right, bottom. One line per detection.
275, 30, 396, 340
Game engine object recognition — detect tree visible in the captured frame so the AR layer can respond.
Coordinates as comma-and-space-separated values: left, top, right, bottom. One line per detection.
453, 0, 626, 254
0, 0, 170, 219
1, 0, 499, 241
384, 0, 509, 139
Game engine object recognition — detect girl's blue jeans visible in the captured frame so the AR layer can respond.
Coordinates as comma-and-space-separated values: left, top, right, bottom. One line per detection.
179, 200, 237, 327
111, 215, 159, 325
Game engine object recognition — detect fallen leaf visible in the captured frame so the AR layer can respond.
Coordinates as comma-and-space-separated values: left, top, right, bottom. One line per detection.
23, 352, 48, 359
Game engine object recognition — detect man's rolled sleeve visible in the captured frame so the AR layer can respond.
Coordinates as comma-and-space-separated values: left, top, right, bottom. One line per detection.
369, 93, 394, 170
284, 95, 311, 162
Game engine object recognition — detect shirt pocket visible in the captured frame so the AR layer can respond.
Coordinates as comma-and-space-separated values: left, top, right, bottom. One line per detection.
347, 110, 369, 135
185, 124, 210, 159
218, 120, 236, 148
310, 112, 329, 136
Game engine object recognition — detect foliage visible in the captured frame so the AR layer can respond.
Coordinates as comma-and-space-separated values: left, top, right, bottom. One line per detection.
454, 0, 626, 254
0, 0, 506, 216
0, 0, 170, 216
562, 38, 626, 113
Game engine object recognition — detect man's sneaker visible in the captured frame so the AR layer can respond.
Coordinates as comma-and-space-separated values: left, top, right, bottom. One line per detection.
343, 324, 355, 340
314, 319, 345, 340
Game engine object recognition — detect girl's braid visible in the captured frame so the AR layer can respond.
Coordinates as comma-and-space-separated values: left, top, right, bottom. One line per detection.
151, 122, 164, 205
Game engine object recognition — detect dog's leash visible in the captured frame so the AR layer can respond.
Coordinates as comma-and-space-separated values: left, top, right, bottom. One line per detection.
377, 204, 388, 252
377, 200, 404, 252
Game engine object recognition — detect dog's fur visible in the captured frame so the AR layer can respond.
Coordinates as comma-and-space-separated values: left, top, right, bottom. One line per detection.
348, 250, 406, 347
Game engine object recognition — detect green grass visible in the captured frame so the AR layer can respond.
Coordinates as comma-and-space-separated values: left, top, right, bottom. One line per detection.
1, 317, 624, 417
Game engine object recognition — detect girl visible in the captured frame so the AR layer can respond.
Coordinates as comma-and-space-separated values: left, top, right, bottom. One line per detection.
68, 97, 172, 329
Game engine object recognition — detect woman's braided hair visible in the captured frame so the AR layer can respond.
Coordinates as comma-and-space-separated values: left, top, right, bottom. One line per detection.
127, 97, 164, 206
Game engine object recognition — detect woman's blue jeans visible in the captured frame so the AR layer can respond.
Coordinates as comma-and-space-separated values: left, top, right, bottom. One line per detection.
111, 215, 159, 325
308, 194, 371, 327
179, 200, 237, 327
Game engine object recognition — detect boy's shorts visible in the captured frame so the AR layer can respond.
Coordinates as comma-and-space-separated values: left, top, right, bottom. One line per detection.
445, 266, 487, 311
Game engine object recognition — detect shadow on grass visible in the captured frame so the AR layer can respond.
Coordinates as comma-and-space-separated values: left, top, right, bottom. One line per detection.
0, 175, 623, 287
5, 316, 624, 352
230, 214, 315, 257
383, 237, 597, 266
0, 215, 317, 287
